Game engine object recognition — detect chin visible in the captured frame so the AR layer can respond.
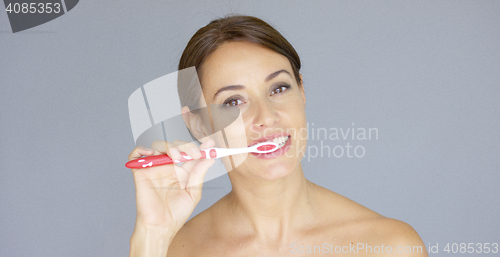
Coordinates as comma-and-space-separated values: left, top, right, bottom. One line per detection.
241, 157, 300, 181
258, 164, 297, 180
230, 136, 306, 180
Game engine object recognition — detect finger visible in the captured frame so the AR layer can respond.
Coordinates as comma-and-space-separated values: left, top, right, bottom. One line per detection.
173, 165, 189, 189
128, 145, 154, 161
169, 140, 196, 160
178, 138, 215, 177
171, 139, 195, 146
178, 159, 198, 175
150, 140, 182, 160
132, 161, 178, 183
170, 139, 213, 161
199, 138, 215, 150
176, 141, 202, 160
186, 158, 215, 191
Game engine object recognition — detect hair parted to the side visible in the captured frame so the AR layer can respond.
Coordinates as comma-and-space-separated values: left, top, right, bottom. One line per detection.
177, 15, 302, 111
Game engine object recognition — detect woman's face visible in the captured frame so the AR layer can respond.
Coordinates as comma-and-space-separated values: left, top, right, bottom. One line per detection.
198, 41, 307, 180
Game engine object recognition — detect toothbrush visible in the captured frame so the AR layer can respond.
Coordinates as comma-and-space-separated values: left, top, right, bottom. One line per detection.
125, 142, 279, 169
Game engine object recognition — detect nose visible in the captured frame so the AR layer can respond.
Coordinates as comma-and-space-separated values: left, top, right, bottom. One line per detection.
250, 98, 279, 130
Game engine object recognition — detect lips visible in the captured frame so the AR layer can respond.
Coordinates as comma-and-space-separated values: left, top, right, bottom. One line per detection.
249, 133, 292, 159
248, 133, 290, 147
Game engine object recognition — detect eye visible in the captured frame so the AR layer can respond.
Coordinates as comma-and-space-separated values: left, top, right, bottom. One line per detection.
222, 97, 244, 107
270, 84, 290, 96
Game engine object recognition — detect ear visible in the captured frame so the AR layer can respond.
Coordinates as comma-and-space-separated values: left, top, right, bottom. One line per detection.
299, 74, 306, 105
181, 106, 210, 142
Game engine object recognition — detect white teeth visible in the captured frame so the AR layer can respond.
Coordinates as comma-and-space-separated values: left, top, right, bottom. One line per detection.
272, 136, 289, 149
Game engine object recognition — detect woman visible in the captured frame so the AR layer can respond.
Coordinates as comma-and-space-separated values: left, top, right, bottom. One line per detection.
128, 15, 427, 256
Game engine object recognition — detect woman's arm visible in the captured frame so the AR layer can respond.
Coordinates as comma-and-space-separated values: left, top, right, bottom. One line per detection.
128, 139, 216, 257
130, 224, 175, 257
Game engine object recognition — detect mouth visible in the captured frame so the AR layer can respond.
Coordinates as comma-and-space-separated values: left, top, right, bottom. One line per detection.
249, 133, 292, 159
271, 135, 290, 149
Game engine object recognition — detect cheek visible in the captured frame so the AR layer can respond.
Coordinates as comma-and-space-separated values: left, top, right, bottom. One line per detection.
223, 114, 248, 148
282, 96, 307, 146
283, 95, 307, 122
208, 104, 247, 143
213, 110, 249, 168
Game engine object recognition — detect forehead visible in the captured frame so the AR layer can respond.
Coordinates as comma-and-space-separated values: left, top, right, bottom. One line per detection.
199, 41, 292, 93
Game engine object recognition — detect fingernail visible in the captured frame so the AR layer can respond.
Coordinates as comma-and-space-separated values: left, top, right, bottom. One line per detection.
188, 148, 201, 159
170, 148, 181, 159
138, 146, 153, 151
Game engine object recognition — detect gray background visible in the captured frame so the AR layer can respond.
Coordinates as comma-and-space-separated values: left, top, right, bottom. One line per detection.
1, 0, 499, 256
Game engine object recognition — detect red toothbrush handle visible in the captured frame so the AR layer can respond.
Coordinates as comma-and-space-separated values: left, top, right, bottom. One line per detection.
125, 150, 216, 169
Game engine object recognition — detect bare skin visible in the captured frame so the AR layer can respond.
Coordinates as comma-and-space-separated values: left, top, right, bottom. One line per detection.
169, 180, 426, 256
130, 41, 427, 257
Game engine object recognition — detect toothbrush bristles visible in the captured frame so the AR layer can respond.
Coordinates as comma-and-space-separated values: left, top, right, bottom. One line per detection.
256, 144, 277, 152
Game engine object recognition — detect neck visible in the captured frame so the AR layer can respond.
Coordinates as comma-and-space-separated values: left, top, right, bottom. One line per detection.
226, 164, 317, 243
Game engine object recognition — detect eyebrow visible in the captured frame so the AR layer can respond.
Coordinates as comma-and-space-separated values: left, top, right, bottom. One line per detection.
265, 69, 291, 82
212, 85, 245, 100
212, 69, 292, 100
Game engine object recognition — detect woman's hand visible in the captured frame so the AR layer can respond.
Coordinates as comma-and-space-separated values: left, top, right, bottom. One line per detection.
128, 139, 215, 256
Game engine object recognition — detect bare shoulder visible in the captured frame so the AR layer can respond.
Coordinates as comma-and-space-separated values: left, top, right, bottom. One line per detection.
310, 182, 428, 256
360, 218, 428, 256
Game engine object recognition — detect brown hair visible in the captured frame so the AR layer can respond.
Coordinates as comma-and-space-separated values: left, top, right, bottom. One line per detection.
178, 15, 302, 110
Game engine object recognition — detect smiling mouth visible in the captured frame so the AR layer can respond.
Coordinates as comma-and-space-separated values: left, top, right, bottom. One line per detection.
249, 135, 290, 149
273, 136, 290, 149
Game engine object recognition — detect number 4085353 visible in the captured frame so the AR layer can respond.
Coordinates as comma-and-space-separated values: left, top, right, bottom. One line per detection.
443, 243, 498, 254
5, 3, 62, 14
